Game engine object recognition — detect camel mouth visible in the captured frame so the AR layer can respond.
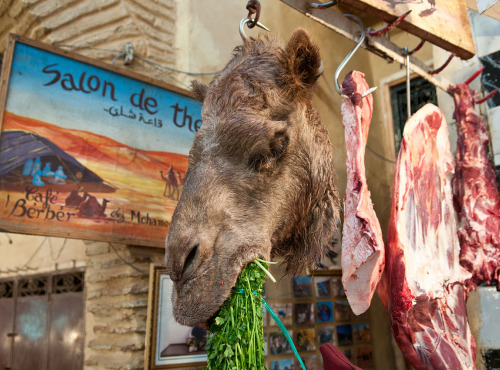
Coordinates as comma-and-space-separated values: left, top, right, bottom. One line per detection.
204, 255, 267, 329
171, 241, 268, 327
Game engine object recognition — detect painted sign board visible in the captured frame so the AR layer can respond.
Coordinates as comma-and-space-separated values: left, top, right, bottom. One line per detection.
0, 35, 201, 248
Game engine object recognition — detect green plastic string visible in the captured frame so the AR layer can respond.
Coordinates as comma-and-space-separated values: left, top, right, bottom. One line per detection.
237, 289, 306, 369
262, 297, 306, 370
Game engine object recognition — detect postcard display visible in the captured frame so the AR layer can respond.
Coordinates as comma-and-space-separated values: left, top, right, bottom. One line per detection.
263, 273, 374, 370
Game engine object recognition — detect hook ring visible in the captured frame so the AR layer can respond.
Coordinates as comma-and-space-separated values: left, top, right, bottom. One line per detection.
239, 17, 270, 41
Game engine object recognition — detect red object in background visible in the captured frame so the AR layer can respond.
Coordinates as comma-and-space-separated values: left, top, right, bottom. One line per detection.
340, 71, 385, 316
385, 104, 475, 369
450, 81, 500, 291
320, 343, 362, 370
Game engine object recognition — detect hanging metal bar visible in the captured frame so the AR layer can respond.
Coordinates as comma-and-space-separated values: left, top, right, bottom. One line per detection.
280, 0, 453, 92
404, 47, 411, 118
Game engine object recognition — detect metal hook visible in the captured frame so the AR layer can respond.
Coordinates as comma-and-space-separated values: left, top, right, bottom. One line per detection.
335, 14, 376, 97
239, 17, 270, 41
476, 89, 499, 104
366, 10, 412, 37
464, 66, 485, 85
309, 0, 344, 9
430, 53, 454, 75
406, 39, 425, 56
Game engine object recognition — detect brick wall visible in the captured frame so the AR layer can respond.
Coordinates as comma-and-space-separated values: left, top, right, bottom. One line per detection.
0, 0, 177, 82
84, 242, 164, 369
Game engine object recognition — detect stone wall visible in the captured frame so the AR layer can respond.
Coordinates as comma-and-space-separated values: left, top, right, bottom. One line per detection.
0, 0, 177, 82
84, 242, 164, 370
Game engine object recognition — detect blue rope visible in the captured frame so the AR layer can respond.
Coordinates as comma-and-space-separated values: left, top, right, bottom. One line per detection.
237, 289, 306, 369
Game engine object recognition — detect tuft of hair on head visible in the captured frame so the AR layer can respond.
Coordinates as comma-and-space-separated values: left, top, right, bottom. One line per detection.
191, 80, 208, 102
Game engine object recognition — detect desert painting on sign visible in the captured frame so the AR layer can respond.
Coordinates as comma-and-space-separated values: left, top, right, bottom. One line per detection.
0, 36, 201, 247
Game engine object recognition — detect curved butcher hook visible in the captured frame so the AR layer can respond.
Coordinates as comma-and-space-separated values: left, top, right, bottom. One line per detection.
239, 17, 270, 41
334, 14, 377, 97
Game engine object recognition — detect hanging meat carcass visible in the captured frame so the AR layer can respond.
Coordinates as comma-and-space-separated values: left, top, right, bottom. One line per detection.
340, 71, 385, 315
450, 81, 500, 291
386, 104, 476, 369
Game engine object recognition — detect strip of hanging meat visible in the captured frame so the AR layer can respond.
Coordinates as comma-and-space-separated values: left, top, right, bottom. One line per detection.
340, 71, 385, 315
450, 82, 500, 291
386, 104, 476, 370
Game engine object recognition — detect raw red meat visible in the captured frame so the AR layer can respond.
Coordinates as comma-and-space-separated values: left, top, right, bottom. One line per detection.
341, 71, 385, 315
386, 104, 476, 369
450, 82, 500, 290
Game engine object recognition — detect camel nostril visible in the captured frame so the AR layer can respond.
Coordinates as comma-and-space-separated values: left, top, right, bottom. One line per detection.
182, 244, 199, 279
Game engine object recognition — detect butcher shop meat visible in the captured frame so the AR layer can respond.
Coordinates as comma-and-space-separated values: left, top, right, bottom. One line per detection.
341, 71, 385, 315
386, 104, 476, 369
450, 82, 500, 290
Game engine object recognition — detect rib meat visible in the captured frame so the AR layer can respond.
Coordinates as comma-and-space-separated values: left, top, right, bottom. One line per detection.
341, 71, 385, 315
450, 82, 500, 290
386, 104, 476, 369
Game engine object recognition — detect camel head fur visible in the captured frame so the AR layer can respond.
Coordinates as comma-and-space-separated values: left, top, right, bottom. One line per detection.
165, 29, 340, 326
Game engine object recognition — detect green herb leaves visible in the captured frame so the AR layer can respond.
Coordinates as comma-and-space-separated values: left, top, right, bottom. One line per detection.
206, 261, 268, 370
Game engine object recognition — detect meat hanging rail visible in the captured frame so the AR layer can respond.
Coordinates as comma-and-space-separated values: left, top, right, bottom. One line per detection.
280, 0, 453, 92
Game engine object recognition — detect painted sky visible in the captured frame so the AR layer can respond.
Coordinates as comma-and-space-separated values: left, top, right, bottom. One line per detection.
4, 42, 202, 154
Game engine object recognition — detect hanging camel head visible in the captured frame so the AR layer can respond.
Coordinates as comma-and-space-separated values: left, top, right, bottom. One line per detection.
165, 29, 340, 326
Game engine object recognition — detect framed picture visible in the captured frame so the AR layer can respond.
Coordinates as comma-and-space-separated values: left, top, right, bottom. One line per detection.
317, 327, 335, 346
336, 324, 353, 346
353, 322, 371, 343
316, 301, 334, 323
292, 276, 313, 298
355, 346, 374, 367
145, 265, 208, 369
294, 303, 314, 325
334, 301, 352, 322
269, 330, 294, 355
269, 302, 293, 326
269, 357, 294, 370
302, 354, 317, 370
314, 276, 331, 298
296, 328, 316, 352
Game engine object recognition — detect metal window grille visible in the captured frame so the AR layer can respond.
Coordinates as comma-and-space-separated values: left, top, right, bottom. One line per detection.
0, 280, 14, 298
390, 77, 437, 154
52, 272, 84, 294
18, 276, 48, 297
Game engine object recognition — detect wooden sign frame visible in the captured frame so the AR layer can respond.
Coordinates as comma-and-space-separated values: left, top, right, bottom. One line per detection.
0, 35, 201, 247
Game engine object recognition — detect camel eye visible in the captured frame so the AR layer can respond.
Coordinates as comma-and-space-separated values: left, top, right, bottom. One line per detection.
249, 126, 289, 171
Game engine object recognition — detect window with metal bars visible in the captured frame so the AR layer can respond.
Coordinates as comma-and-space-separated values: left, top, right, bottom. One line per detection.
390, 77, 438, 154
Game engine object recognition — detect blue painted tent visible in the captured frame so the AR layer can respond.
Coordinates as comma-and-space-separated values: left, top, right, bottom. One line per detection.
0, 130, 116, 192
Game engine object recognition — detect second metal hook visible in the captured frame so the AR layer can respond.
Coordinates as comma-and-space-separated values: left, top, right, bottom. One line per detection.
239, 17, 270, 41
335, 14, 376, 97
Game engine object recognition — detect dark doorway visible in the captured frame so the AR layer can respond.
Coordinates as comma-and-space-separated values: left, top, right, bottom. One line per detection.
0, 271, 84, 370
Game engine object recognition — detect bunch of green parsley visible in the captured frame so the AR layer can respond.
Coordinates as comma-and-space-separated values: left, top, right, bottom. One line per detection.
206, 260, 273, 370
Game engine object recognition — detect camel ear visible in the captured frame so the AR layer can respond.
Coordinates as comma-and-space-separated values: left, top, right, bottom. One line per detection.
284, 29, 322, 89
191, 80, 208, 102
